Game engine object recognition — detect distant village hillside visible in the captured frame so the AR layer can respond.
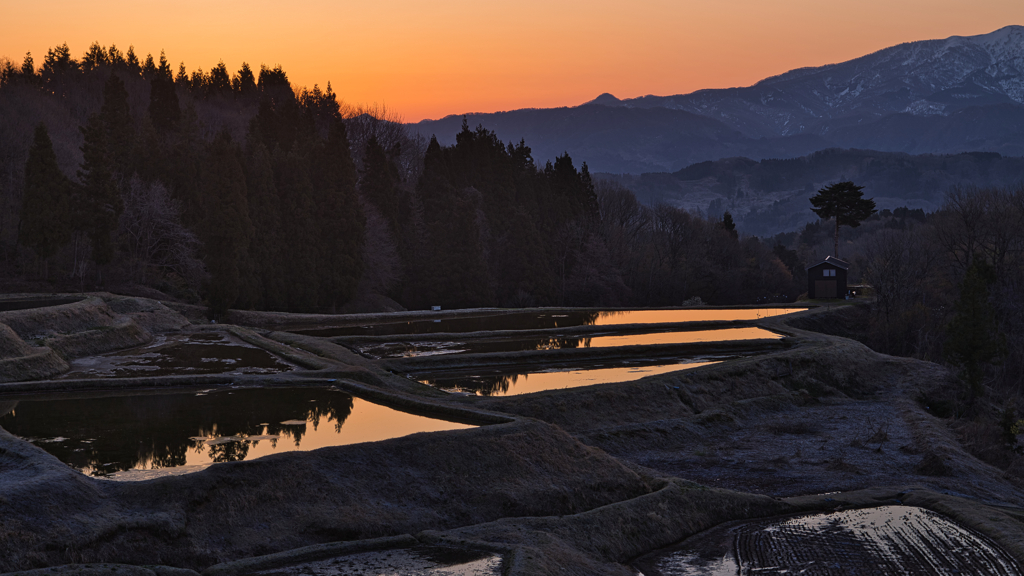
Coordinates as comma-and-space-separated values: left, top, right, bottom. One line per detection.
598, 149, 1024, 237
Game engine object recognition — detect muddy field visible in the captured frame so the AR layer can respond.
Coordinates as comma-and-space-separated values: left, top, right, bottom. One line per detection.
0, 295, 1022, 575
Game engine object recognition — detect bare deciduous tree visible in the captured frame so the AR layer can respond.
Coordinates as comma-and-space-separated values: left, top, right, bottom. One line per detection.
118, 176, 205, 288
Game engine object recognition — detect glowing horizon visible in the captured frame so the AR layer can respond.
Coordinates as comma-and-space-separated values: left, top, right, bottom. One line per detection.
3, 1, 1023, 122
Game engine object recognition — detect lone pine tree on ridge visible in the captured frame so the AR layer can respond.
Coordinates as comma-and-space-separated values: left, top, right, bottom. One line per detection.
810, 181, 876, 258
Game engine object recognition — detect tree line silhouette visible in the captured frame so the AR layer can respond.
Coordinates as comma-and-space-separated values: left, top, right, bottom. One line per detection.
0, 42, 805, 313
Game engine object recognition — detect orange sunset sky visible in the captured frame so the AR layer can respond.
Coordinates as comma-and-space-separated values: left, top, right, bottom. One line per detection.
3, 0, 1023, 122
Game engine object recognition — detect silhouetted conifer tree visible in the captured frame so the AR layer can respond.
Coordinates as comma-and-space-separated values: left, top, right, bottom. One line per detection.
243, 127, 285, 309
81, 42, 108, 71
175, 62, 188, 86
168, 106, 204, 225
234, 62, 256, 95
274, 146, 320, 310
413, 136, 490, 308
20, 52, 34, 77
208, 61, 231, 95
77, 114, 121, 266
125, 46, 141, 74
107, 45, 126, 68
19, 123, 72, 268
99, 73, 133, 176
142, 53, 156, 78
946, 260, 1005, 398
200, 131, 253, 315
149, 51, 180, 132
313, 119, 363, 310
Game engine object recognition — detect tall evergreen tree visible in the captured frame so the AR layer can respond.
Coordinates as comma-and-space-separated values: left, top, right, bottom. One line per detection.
20, 52, 34, 77
77, 114, 121, 266
243, 127, 285, 309
945, 260, 1005, 398
413, 137, 491, 308
125, 45, 141, 74
199, 131, 253, 315
234, 62, 256, 95
208, 61, 231, 95
314, 119, 363, 310
19, 123, 72, 267
149, 51, 180, 131
99, 73, 133, 175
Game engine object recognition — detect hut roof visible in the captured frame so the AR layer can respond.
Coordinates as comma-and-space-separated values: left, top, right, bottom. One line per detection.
805, 255, 850, 271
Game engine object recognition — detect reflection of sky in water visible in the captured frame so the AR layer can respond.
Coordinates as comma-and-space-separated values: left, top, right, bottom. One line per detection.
0, 388, 473, 479
421, 360, 721, 396
646, 506, 1022, 576
291, 308, 805, 337
362, 327, 782, 359
592, 308, 804, 325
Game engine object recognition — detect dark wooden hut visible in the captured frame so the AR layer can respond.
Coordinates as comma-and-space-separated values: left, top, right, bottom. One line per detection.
806, 256, 849, 299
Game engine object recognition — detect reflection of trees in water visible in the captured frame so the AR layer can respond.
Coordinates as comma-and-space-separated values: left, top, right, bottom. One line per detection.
0, 388, 353, 474
534, 336, 592, 350
426, 373, 522, 396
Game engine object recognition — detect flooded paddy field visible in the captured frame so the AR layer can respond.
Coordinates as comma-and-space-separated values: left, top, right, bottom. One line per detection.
251, 546, 501, 576
60, 331, 295, 378
291, 307, 806, 337
0, 386, 474, 479
356, 326, 782, 359
635, 505, 1022, 576
414, 358, 725, 396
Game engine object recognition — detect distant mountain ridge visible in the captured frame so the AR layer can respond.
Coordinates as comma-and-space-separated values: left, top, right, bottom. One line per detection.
597, 25, 1024, 137
412, 26, 1024, 174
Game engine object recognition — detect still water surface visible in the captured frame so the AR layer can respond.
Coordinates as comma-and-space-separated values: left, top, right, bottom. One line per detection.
294, 308, 805, 338
0, 387, 473, 479
361, 327, 782, 359
418, 360, 723, 396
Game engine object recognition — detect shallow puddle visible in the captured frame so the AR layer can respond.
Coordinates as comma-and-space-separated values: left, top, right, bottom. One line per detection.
360, 327, 781, 359
417, 359, 723, 396
252, 546, 501, 576
0, 387, 474, 479
635, 505, 1021, 575
292, 308, 805, 337
61, 332, 294, 378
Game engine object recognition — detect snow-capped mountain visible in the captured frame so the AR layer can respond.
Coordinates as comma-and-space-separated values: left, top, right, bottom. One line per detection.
413, 26, 1024, 174
612, 25, 1024, 138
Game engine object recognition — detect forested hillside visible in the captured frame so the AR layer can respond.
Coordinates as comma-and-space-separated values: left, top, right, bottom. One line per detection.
600, 149, 1024, 237
0, 43, 803, 313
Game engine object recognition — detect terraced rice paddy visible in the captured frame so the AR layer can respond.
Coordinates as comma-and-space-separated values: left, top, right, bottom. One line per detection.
61, 332, 295, 378
358, 327, 782, 359
0, 387, 475, 479
291, 308, 805, 337
416, 359, 723, 396
636, 505, 1022, 575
